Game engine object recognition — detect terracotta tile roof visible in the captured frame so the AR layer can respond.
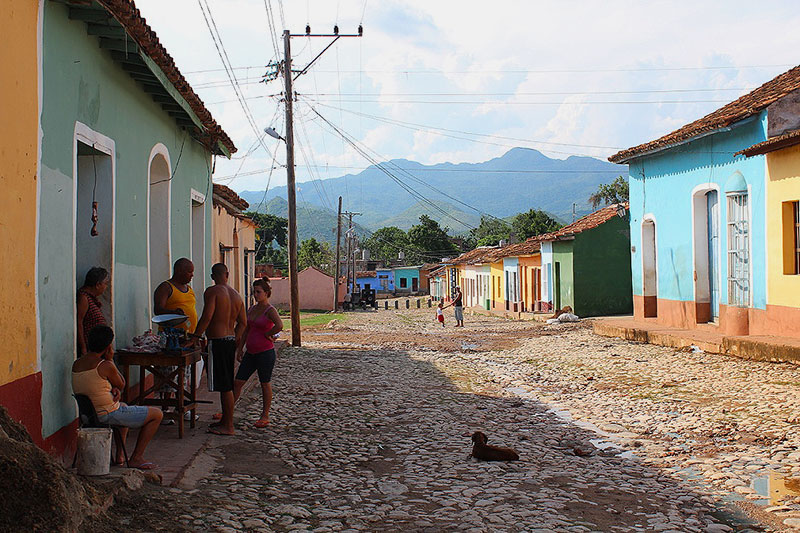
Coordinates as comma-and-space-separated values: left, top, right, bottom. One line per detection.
356, 271, 377, 278
97, 0, 236, 155
213, 184, 249, 213
449, 246, 500, 266
539, 203, 627, 241
609, 65, 800, 163
491, 239, 542, 260
737, 128, 800, 157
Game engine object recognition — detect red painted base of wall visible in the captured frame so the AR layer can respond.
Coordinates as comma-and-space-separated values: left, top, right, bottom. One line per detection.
634, 296, 800, 339
0, 372, 44, 446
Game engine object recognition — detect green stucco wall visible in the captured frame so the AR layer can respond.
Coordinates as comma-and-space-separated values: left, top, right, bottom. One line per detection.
552, 241, 574, 311
38, 2, 214, 437
572, 216, 633, 317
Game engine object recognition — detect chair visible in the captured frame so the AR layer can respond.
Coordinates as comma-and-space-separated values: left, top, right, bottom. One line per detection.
73, 394, 129, 468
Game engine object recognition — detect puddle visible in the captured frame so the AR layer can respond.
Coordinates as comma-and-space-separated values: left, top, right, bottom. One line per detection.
751, 472, 800, 506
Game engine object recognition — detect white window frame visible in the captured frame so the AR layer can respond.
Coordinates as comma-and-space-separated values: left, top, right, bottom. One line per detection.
726, 191, 750, 307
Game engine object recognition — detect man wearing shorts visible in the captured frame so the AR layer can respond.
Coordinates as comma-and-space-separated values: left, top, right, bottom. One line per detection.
192, 263, 246, 435
453, 286, 464, 327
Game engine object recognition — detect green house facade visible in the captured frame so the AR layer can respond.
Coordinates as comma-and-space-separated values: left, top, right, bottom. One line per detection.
540, 204, 632, 317
36, 1, 235, 451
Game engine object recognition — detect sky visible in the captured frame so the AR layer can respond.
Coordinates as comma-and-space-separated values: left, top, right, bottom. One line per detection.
135, 0, 800, 207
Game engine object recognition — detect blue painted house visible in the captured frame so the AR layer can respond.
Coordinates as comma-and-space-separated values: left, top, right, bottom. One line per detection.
394, 266, 422, 293
355, 268, 394, 294
610, 66, 800, 336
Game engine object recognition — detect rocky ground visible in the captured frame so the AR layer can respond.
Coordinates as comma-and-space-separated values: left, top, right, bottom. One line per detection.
90, 307, 800, 532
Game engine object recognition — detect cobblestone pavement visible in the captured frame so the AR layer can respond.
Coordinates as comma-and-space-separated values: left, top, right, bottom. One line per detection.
101, 308, 800, 532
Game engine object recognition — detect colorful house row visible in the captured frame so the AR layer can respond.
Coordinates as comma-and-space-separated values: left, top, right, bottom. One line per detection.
212, 184, 257, 303
610, 64, 800, 339
429, 204, 632, 318
0, 0, 236, 458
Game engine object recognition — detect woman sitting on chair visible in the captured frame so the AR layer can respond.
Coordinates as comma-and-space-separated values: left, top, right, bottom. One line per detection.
72, 325, 163, 470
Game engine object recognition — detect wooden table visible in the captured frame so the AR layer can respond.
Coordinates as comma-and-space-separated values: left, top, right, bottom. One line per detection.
116, 348, 202, 438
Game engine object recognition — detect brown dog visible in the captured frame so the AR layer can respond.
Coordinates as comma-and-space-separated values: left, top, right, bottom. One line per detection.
470, 431, 519, 461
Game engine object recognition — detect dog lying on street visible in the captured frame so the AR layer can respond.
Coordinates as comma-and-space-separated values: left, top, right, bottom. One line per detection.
469, 431, 519, 461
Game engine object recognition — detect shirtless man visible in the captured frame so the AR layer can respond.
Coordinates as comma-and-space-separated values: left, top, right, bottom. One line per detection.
191, 263, 247, 435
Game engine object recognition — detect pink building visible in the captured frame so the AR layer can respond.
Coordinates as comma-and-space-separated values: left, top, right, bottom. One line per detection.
269, 266, 347, 311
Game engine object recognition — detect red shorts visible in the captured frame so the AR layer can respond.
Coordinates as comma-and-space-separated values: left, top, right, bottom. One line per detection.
437, 314, 444, 323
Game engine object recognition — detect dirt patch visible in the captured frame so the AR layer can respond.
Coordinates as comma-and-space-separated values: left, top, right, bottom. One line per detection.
217, 441, 299, 477
0, 407, 102, 533
81, 483, 196, 533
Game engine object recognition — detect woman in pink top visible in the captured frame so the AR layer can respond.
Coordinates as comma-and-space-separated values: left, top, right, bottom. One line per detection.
233, 278, 283, 428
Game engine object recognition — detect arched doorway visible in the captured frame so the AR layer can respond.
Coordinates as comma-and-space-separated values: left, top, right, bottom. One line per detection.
148, 151, 171, 305
692, 186, 720, 323
641, 218, 657, 317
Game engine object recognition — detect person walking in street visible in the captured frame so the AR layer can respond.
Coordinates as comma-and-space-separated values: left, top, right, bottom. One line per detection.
77, 267, 109, 356
452, 286, 464, 327
436, 300, 446, 327
232, 278, 283, 428
72, 325, 163, 469
191, 263, 247, 436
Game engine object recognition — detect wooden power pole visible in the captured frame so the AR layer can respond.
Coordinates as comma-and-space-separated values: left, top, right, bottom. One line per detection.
333, 196, 342, 311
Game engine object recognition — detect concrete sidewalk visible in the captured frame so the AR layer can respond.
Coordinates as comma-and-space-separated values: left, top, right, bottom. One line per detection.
116, 340, 286, 487
594, 317, 800, 364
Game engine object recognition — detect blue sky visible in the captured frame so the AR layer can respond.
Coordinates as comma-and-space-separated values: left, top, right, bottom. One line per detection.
135, 0, 800, 202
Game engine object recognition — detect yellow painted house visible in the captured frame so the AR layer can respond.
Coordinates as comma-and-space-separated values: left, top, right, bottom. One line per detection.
0, 1, 43, 445
740, 131, 800, 336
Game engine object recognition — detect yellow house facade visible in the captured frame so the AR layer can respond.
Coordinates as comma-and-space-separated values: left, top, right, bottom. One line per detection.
740, 133, 800, 336
212, 184, 257, 304
0, 1, 43, 444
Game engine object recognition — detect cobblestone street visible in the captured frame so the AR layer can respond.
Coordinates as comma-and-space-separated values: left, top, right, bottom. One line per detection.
96, 308, 800, 532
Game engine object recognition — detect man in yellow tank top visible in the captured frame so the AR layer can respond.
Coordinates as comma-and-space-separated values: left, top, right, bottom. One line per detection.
154, 257, 198, 331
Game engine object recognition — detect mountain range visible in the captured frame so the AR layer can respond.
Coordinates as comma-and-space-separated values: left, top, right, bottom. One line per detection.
238, 147, 622, 245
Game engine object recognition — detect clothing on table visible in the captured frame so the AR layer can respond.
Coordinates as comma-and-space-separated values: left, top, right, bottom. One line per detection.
72, 362, 119, 416
208, 336, 236, 392
164, 280, 197, 332
78, 288, 106, 346
246, 305, 275, 353
235, 348, 277, 383
454, 306, 464, 321
98, 403, 149, 428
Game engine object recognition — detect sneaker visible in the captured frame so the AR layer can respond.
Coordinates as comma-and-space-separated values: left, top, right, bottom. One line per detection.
184, 411, 199, 421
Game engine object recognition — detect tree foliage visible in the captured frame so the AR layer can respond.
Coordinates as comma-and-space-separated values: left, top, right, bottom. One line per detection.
589, 176, 629, 208
297, 238, 335, 275
406, 215, 458, 263
245, 212, 288, 264
362, 226, 408, 263
511, 209, 562, 240
469, 216, 512, 247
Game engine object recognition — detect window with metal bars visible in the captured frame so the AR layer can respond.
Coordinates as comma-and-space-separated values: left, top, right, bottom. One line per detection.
726, 192, 750, 307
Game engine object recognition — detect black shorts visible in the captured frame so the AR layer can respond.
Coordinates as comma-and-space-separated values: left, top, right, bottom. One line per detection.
208, 337, 236, 392
235, 349, 277, 383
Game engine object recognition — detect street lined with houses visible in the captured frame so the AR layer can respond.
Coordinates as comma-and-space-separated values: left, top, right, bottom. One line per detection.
86, 309, 800, 532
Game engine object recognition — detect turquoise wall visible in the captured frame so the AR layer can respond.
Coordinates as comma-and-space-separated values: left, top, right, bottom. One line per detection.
573, 216, 633, 317
626, 115, 767, 309
394, 267, 420, 291
39, 3, 214, 437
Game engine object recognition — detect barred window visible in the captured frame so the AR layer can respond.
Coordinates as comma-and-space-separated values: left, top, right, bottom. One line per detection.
727, 193, 750, 307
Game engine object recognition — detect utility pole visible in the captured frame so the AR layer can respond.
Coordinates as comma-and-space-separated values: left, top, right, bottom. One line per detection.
341, 211, 361, 295
275, 26, 361, 342
282, 30, 301, 347
333, 196, 342, 311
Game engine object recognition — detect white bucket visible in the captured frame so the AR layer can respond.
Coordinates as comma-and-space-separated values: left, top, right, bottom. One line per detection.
76, 427, 112, 476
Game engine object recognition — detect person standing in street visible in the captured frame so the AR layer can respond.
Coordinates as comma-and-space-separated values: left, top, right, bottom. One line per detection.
233, 278, 283, 428
191, 263, 247, 436
77, 267, 110, 356
452, 286, 464, 327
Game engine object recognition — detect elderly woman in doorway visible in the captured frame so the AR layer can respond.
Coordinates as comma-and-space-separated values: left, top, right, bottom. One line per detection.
77, 267, 109, 356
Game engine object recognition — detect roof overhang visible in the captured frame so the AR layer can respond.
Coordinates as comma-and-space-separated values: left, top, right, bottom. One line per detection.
736, 129, 800, 157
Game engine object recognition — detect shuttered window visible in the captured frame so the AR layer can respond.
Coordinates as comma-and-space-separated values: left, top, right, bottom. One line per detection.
726, 193, 750, 307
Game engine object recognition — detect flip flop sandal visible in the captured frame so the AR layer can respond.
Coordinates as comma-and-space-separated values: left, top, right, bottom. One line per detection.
211, 412, 223, 420
254, 419, 270, 428
129, 462, 156, 470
